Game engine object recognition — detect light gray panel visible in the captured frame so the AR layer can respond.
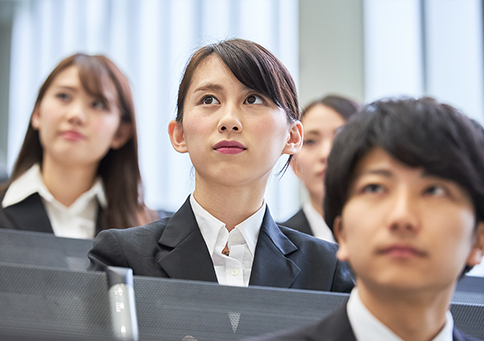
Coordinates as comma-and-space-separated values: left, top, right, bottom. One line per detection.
0, 1, 14, 177
299, 0, 364, 108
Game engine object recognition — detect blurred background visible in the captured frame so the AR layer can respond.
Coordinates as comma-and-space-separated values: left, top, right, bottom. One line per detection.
0, 0, 482, 222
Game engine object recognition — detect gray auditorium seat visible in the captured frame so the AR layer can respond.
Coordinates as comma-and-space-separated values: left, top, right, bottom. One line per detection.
0, 236, 483, 340
0, 228, 92, 270
0, 262, 114, 341
134, 276, 349, 341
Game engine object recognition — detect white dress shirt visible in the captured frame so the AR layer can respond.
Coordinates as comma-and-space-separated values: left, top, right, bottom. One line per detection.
467, 256, 484, 277
302, 202, 336, 243
190, 194, 265, 287
2, 164, 107, 239
347, 288, 453, 341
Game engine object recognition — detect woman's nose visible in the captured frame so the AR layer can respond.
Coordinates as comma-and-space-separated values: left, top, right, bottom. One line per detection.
218, 105, 243, 133
65, 102, 87, 125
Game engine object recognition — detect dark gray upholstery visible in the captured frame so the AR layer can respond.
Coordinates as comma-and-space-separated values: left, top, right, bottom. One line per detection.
0, 262, 114, 341
0, 228, 92, 270
0, 229, 483, 340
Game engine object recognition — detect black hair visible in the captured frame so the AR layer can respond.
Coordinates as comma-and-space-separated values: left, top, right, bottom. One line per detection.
324, 97, 484, 234
176, 38, 300, 173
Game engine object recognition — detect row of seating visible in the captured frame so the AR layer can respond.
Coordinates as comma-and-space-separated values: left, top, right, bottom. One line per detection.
1, 229, 483, 340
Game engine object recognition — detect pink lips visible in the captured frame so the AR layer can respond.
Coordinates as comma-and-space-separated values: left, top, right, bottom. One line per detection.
61, 130, 85, 142
213, 140, 247, 155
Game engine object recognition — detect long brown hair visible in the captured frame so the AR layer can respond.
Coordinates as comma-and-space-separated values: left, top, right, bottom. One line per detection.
11, 53, 153, 230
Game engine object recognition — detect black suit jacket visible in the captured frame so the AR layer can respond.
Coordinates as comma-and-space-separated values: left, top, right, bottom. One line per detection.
0, 187, 105, 235
88, 197, 354, 292
249, 304, 480, 341
280, 208, 313, 236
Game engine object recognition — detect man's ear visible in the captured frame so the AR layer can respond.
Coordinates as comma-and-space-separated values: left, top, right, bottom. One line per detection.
282, 121, 303, 156
168, 119, 188, 153
466, 222, 484, 267
110, 122, 133, 150
31, 107, 41, 130
333, 216, 349, 262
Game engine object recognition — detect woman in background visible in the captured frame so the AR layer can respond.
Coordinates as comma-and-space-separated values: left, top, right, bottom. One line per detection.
0, 53, 158, 238
281, 95, 359, 242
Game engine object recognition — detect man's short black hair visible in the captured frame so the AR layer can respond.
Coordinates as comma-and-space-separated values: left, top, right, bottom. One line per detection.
324, 97, 484, 233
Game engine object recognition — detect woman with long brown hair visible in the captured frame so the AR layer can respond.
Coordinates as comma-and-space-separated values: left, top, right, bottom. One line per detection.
0, 53, 157, 238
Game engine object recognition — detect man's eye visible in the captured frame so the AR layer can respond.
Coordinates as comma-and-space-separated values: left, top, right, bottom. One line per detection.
244, 94, 264, 105
424, 185, 447, 196
362, 184, 384, 194
201, 95, 220, 105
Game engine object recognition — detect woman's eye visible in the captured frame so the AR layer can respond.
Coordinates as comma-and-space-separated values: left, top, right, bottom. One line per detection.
424, 185, 447, 197
201, 95, 220, 105
303, 139, 316, 146
244, 94, 264, 105
56, 93, 70, 101
92, 100, 106, 110
362, 184, 384, 194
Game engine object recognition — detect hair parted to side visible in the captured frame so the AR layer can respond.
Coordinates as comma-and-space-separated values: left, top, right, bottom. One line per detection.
324, 97, 484, 234
302, 94, 359, 121
10, 53, 150, 231
176, 39, 300, 172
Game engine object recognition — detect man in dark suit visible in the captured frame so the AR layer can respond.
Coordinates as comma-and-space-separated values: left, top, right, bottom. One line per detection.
250, 98, 484, 340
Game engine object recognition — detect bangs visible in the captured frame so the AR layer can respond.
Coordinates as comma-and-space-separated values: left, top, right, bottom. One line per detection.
325, 97, 484, 230
213, 39, 299, 122
367, 101, 479, 185
74, 55, 114, 111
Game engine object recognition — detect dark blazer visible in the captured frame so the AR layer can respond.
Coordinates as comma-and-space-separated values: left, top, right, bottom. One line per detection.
280, 208, 313, 236
249, 304, 480, 341
0, 187, 105, 235
88, 197, 354, 292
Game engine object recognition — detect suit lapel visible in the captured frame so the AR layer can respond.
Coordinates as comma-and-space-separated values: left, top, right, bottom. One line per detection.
156, 198, 218, 282
3, 193, 53, 233
312, 304, 357, 341
249, 207, 301, 288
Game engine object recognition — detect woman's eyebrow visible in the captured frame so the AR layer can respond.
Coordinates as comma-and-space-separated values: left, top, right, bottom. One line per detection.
192, 83, 224, 93
53, 85, 78, 92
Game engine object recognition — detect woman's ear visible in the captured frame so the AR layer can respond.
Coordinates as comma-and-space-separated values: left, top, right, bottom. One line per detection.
282, 121, 303, 155
466, 222, 484, 267
31, 107, 41, 130
333, 216, 349, 262
110, 122, 133, 150
168, 119, 188, 153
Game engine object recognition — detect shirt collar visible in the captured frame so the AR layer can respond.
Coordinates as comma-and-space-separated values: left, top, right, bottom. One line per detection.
347, 288, 454, 341
2, 164, 107, 210
302, 201, 335, 243
190, 193, 265, 257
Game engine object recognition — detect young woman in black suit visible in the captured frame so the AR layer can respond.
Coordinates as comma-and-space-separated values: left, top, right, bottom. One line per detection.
88, 39, 354, 293
281, 95, 359, 242
0, 54, 158, 238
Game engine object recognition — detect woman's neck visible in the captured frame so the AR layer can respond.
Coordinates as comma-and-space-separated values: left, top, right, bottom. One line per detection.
310, 195, 324, 217
41, 156, 98, 207
357, 281, 454, 341
193, 176, 267, 232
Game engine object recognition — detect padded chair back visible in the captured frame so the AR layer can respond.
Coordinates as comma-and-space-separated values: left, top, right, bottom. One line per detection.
0, 228, 92, 270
